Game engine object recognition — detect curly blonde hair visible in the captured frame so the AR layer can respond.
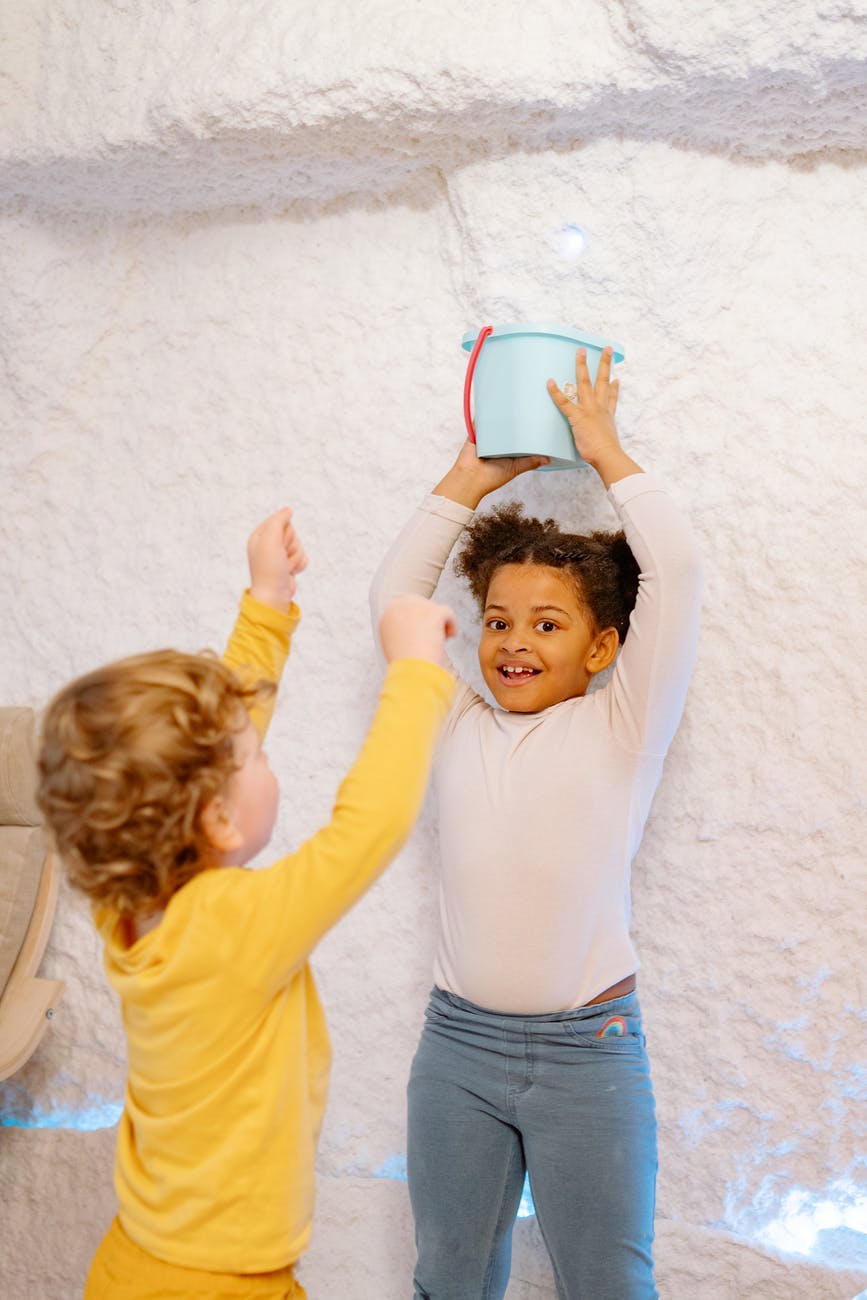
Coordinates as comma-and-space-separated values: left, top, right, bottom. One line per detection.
37, 650, 274, 916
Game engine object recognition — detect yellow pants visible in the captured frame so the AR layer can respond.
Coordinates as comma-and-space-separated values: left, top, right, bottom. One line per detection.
85, 1218, 307, 1300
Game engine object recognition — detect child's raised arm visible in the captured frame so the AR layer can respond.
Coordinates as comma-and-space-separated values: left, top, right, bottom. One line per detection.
369, 444, 546, 657
223, 507, 308, 738
549, 349, 702, 754
547, 347, 643, 490
216, 593, 457, 986
247, 507, 308, 612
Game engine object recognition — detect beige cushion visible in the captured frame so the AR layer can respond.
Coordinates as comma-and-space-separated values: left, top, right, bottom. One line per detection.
0, 708, 41, 826
0, 826, 45, 999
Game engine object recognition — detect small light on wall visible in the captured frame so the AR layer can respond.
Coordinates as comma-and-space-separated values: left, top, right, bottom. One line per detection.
558, 223, 588, 261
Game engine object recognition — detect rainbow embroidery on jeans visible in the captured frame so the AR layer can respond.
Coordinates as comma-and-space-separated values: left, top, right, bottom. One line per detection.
596, 1015, 627, 1039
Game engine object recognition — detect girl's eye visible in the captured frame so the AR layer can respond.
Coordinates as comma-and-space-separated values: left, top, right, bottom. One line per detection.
536, 620, 558, 633
487, 619, 508, 631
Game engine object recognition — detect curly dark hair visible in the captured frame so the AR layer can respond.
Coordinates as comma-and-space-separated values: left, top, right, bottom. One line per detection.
454, 502, 640, 643
37, 649, 274, 917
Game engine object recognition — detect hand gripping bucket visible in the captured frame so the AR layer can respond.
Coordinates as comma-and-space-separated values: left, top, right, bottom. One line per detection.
462, 322, 625, 470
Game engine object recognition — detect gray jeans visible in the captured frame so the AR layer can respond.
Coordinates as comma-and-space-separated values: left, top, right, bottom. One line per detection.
407, 987, 658, 1300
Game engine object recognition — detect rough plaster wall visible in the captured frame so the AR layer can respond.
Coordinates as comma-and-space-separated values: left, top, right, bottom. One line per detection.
1, 3, 866, 1298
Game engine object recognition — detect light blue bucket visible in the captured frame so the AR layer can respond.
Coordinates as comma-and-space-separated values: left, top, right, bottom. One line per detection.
462, 322, 625, 470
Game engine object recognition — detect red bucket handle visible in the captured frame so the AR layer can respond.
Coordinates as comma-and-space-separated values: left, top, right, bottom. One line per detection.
463, 325, 494, 444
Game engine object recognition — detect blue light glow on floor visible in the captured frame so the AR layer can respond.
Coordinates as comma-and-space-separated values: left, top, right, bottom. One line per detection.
517, 1173, 536, 1219
372, 1153, 407, 1180
1, 1099, 123, 1130
752, 1178, 867, 1269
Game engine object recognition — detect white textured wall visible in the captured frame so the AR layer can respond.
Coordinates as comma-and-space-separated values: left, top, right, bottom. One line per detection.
1, 4, 866, 1297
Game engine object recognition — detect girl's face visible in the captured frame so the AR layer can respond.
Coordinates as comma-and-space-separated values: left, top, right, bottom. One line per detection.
479, 563, 616, 713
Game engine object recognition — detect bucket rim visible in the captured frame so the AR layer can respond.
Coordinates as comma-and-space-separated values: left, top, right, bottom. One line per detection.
461, 322, 624, 361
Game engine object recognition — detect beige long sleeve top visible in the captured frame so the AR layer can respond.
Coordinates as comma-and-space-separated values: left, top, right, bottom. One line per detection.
370, 473, 702, 1012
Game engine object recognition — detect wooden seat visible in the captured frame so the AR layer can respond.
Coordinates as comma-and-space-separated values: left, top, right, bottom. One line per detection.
0, 708, 64, 1081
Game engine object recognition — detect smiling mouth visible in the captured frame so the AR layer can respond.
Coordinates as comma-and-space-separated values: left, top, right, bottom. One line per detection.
497, 665, 541, 684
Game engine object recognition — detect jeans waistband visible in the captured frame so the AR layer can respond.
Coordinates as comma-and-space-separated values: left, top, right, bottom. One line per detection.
430, 984, 641, 1028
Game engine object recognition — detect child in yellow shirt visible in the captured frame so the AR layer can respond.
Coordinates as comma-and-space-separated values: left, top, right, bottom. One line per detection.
37, 507, 456, 1300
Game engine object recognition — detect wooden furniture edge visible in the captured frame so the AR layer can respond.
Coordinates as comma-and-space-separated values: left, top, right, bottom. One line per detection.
0, 848, 66, 1081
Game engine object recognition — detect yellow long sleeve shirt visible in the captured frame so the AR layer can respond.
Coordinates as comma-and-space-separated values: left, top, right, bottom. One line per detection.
94, 592, 453, 1272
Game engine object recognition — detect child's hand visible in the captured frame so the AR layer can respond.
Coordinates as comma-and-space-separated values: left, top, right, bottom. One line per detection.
548, 347, 644, 488
547, 347, 621, 467
379, 594, 457, 668
433, 440, 549, 511
247, 508, 308, 612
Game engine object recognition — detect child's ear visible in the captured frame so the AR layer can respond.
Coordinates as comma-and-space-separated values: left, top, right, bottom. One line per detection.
585, 627, 620, 676
200, 794, 243, 854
